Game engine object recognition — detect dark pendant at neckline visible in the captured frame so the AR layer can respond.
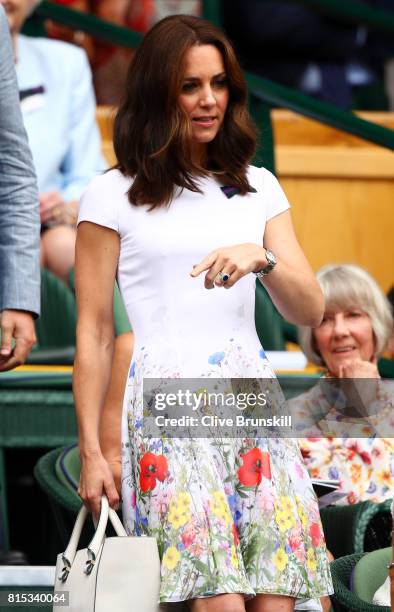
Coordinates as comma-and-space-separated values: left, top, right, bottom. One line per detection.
220, 185, 257, 199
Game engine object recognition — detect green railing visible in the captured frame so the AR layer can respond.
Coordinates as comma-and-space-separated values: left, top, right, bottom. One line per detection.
30, 0, 394, 173
247, 74, 394, 172
285, 0, 394, 32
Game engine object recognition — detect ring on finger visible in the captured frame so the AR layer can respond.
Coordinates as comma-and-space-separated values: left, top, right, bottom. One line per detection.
219, 271, 231, 283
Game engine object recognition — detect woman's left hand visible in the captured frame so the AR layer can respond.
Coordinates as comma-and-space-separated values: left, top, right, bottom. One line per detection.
190, 243, 266, 289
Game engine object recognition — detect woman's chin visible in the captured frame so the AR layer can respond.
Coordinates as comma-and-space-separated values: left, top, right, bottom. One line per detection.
328, 350, 360, 374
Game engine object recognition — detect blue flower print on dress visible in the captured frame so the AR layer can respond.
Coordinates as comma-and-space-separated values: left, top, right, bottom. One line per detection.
208, 351, 225, 365
129, 361, 136, 378
328, 467, 339, 480
366, 481, 377, 494
227, 494, 236, 514
135, 504, 148, 535
134, 417, 144, 430
259, 348, 266, 359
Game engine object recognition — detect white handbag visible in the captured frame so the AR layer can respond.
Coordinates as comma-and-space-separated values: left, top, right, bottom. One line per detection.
53, 495, 161, 611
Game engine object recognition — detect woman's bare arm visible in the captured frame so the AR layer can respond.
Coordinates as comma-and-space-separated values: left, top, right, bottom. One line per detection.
73, 220, 120, 514
262, 210, 324, 327
99, 331, 134, 494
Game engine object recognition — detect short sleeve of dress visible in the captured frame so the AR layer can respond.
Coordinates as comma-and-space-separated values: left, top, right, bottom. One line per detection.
261, 167, 291, 221
77, 172, 119, 232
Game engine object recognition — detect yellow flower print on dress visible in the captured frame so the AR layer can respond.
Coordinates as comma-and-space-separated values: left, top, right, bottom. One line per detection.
350, 464, 362, 484
175, 492, 192, 511
275, 510, 288, 532
230, 545, 239, 569
168, 502, 191, 529
275, 509, 295, 533
211, 491, 232, 526
377, 469, 392, 487
279, 496, 294, 514
163, 545, 181, 570
306, 548, 317, 572
273, 548, 289, 572
295, 496, 308, 529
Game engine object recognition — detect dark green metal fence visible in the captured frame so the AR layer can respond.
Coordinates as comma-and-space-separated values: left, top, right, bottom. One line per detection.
29, 0, 394, 174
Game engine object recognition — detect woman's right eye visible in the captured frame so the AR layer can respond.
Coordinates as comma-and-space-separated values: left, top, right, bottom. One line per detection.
182, 82, 197, 92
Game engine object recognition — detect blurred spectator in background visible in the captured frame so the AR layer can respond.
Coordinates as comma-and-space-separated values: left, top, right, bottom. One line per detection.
44, 0, 95, 62
223, 0, 394, 109
45, 0, 201, 103
291, 264, 394, 505
1, 0, 106, 282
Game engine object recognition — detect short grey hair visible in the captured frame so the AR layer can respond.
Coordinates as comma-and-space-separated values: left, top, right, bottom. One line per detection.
298, 264, 394, 366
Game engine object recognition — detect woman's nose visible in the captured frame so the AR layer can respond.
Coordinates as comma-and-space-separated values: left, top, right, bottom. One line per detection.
199, 87, 215, 107
332, 314, 349, 336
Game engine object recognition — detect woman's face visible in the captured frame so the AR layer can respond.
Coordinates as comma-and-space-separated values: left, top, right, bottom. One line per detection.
1, 0, 32, 35
313, 307, 376, 375
178, 44, 229, 161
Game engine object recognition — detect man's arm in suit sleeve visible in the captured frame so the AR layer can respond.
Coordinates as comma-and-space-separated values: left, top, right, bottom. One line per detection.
0, 6, 40, 317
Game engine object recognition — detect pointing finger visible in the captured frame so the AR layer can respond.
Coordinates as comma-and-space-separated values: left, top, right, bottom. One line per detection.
190, 253, 217, 277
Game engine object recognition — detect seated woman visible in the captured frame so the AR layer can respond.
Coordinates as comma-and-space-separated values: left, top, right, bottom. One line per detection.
3, 0, 106, 281
290, 263, 394, 505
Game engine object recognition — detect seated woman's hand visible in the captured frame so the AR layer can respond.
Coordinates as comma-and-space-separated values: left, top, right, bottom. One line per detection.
78, 450, 120, 517
40, 191, 78, 226
190, 243, 266, 289
337, 358, 380, 416
338, 358, 379, 379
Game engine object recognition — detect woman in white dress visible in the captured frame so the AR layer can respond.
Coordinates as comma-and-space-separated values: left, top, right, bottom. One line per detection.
74, 14, 332, 611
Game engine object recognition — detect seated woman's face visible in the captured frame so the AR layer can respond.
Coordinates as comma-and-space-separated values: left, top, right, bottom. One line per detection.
313, 307, 375, 375
178, 44, 229, 158
1, 0, 31, 35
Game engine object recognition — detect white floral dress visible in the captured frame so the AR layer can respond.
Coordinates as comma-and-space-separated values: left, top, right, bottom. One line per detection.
78, 166, 333, 604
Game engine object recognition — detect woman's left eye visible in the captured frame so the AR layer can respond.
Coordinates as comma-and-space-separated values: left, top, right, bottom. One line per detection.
348, 311, 362, 318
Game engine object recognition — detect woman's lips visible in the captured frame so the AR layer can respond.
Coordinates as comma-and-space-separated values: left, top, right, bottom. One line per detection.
192, 117, 217, 127
332, 346, 356, 354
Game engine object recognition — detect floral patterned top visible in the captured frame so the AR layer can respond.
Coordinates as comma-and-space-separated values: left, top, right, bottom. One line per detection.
289, 379, 394, 505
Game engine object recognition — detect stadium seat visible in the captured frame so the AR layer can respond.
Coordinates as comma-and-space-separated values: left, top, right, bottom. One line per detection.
320, 499, 392, 559
331, 549, 391, 611
34, 448, 83, 549
27, 268, 76, 365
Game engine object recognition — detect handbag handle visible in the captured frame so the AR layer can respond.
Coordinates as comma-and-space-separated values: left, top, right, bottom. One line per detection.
87, 497, 127, 563
61, 495, 126, 576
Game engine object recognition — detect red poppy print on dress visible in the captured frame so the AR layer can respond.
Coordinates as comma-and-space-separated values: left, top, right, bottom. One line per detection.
139, 452, 169, 492
309, 522, 322, 547
237, 448, 271, 487
232, 523, 240, 546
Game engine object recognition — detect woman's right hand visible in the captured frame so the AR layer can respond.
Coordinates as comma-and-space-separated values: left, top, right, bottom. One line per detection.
78, 451, 120, 517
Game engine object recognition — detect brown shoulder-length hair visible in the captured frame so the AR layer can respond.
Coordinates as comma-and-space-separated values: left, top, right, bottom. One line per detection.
113, 14, 257, 209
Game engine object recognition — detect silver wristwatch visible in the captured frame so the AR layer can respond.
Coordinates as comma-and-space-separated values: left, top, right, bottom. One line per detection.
254, 249, 277, 278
